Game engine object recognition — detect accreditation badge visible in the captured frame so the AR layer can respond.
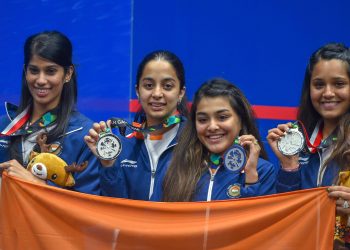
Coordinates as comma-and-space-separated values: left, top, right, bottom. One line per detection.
223, 144, 247, 173
96, 129, 122, 160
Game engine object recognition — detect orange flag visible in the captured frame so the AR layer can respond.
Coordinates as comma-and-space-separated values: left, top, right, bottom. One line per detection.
0, 173, 335, 250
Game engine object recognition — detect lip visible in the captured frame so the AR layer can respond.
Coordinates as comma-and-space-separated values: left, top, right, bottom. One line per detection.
33, 87, 50, 97
320, 100, 340, 110
149, 102, 166, 111
205, 134, 225, 143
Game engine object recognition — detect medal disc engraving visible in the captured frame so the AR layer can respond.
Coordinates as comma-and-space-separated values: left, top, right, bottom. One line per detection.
277, 128, 304, 156
223, 144, 247, 172
96, 133, 122, 160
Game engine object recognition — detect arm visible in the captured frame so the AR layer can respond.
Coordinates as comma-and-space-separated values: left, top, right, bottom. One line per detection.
240, 158, 276, 197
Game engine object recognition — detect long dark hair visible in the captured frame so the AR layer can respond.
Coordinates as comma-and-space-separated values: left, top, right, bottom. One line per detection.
297, 43, 350, 174
162, 78, 267, 201
134, 50, 188, 122
298, 43, 350, 134
10, 30, 77, 162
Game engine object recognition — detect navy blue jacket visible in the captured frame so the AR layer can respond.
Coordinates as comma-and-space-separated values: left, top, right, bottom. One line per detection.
276, 150, 339, 193
151, 157, 276, 201
100, 121, 186, 200
0, 105, 101, 195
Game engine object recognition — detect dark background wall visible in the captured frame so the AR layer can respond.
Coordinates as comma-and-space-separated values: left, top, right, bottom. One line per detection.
1, 0, 349, 163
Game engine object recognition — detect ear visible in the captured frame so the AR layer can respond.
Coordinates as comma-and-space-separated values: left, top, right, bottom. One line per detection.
135, 85, 140, 100
179, 86, 186, 101
64, 65, 74, 83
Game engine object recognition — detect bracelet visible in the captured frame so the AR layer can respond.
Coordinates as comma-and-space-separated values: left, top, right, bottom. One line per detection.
245, 180, 259, 185
281, 166, 300, 172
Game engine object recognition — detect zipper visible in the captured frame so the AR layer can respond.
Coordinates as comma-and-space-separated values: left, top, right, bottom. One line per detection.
148, 141, 178, 199
207, 166, 220, 201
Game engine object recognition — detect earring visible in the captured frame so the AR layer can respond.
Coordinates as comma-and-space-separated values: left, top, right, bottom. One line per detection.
64, 78, 70, 83
177, 98, 182, 105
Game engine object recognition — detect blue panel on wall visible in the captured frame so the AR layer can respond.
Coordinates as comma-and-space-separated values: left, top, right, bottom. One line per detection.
0, 0, 132, 121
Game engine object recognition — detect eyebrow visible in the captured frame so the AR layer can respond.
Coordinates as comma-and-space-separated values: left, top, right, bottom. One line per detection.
196, 109, 230, 116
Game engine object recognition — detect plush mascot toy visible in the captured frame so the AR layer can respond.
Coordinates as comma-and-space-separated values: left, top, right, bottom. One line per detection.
26, 133, 87, 187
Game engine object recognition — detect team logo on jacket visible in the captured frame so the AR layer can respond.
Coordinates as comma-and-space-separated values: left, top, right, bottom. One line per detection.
47, 141, 62, 156
227, 184, 241, 198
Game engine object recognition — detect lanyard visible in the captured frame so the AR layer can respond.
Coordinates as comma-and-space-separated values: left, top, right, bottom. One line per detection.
1, 106, 57, 137
110, 114, 183, 140
297, 120, 337, 153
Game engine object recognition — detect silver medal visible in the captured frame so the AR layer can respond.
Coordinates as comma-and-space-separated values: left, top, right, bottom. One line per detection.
224, 144, 247, 172
277, 128, 304, 156
96, 132, 122, 160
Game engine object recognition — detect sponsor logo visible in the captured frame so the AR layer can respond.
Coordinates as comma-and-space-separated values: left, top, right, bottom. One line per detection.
121, 159, 137, 168
299, 156, 310, 165
0, 139, 9, 148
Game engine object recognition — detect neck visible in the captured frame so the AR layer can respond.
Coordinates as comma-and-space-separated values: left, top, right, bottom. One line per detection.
31, 103, 55, 124
322, 119, 338, 139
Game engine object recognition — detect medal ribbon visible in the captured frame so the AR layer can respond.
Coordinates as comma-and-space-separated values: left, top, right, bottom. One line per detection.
209, 138, 242, 174
0, 106, 57, 137
109, 114, 183, 140
296, 120, 323, 153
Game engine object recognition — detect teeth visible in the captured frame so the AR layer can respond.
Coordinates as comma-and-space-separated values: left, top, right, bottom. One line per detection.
208, 135, 223, 139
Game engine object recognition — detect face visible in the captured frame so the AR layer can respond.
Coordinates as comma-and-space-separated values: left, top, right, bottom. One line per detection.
310, 59, 350, 125
136, 60, 185, 126
196, 97, 241, 155
26, 55, 73, 112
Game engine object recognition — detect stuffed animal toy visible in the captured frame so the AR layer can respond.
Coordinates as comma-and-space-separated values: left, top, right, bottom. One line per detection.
26, 133, 87, 187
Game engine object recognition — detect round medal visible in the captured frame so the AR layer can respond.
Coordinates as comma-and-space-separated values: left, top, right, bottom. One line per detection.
277, 128, 304, 156
223, 144, 247, 172
96, 132, 122, 160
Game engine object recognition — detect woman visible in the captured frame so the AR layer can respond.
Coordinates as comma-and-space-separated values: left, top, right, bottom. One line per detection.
0, 31, 100, 195
153, 78, 275, 202
267, 43, 350, 249
85, 50, 188, 200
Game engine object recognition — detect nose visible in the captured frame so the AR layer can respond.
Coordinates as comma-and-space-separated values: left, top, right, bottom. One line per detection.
208, 119, 219, 131
322, 84, 335, 98
151, 85, 163, 98
36, 72, 48, 85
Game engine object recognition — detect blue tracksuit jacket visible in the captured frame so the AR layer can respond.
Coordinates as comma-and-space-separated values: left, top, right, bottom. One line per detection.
0, 104, 101, 195
276, 150, 339, 193
100, 121, 186, 200
151, 157, 276, 201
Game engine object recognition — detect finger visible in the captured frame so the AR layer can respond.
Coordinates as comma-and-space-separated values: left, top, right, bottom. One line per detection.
88, 128, 100, 141
99, 121, 108, 131
84, 135, 96, 144
329, 190, 350, 201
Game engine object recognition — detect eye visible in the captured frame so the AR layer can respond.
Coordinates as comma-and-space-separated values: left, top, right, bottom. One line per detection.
163, 82, 174, 90
51, 174, 57, 180
312, 80, 325, 89
45, 67, 58, 75
142, 81, 153, 90
196, 117, 208, 124
335, 81, 346, 88
27, 67, 39, 75
218, 114, 229, 121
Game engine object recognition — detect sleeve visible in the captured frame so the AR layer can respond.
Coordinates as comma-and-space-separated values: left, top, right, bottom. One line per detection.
240, 159, 277, 197
275, 167, 301, 193
100, 160, 128, 198
70, 143, 101, 195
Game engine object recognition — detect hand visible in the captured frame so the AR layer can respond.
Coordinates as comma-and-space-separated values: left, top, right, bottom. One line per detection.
266, 122, 299, 170
84, 120, 116, 167
0, 159, 45, 184
328, 186, 350, 216
239, 134, 260, 184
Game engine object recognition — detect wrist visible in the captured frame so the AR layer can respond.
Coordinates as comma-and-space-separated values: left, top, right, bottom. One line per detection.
281, 164, 300, 172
